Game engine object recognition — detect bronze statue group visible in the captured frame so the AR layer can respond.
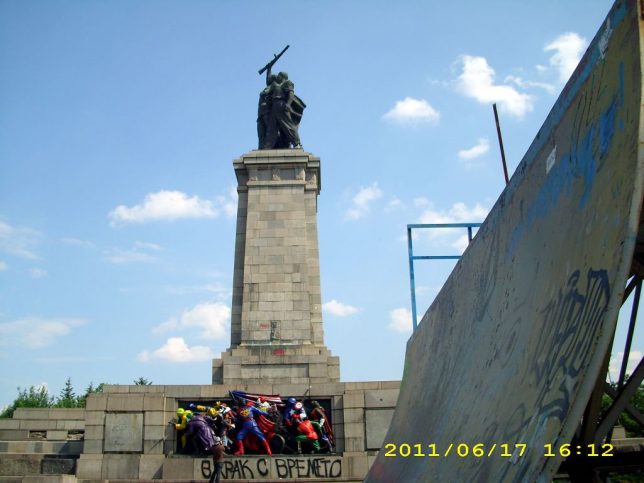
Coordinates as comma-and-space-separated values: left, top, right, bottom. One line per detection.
256, 45, 306, 150
172, 392, 335, 460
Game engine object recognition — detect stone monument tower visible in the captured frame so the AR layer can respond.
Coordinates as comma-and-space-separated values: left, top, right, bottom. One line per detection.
212, 149, 340, 385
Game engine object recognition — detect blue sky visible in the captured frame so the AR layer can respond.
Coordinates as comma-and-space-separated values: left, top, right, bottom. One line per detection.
1, 0, 640, 408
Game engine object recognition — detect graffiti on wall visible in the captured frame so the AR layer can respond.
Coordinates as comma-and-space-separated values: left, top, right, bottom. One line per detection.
200, 456, 342, 480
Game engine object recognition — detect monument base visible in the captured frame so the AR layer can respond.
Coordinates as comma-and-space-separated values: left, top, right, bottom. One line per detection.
212, 345, 340, 385
0, 381, 401, 481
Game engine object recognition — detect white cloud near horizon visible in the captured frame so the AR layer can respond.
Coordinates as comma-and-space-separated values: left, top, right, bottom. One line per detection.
455, 55, 534, 118
152, 302, 230, 340
608, 350, 642, 382
544, 32, 588, 83
323, 300, 359, 317
0, 317, 86, 349
458, 138, 490, 160
109, 190, 218, 225
383, 97, 440, 125
345, 183, 383, 220
0, 220, 42, 260
389, 307, 412, 333
138, 337, 216, 363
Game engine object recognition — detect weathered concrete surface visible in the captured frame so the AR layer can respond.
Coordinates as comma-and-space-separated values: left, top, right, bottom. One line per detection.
367, 0, 644, 482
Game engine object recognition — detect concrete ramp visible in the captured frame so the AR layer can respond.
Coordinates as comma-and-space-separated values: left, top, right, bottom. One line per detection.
367, 0, 644, 481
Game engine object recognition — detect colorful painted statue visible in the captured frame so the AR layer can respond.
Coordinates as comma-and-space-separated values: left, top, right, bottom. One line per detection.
292, 414, 320, 454
174, 408, 194, 450
284, 398, 307, 425
186, 413, 216, 454
310, 400, 334, 451
234, 402, 272, 455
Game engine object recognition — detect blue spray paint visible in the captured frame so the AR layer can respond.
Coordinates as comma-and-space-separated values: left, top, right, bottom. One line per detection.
507, 82, 622, 258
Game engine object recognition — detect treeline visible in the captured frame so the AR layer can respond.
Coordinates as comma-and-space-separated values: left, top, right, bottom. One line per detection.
0, 377, 152, 418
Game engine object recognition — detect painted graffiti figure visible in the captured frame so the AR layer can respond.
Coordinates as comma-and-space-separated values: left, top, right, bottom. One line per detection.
292, 414, 321, 454
310, 400, 334, 452
173, 395, 333, 456
234, 401, 273, 455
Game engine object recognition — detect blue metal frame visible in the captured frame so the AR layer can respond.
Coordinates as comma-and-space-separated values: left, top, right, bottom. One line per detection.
407, 223, 482, 331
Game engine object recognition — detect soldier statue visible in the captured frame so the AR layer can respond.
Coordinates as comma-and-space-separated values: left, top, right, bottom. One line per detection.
257, 45, 305, 149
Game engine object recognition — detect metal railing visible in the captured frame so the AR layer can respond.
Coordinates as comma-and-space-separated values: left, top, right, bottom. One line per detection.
407, 223, 482, 331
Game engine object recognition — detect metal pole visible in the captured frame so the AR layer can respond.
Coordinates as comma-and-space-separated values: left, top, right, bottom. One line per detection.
493, 103, 510, 185
407, 226, 418, 331
467, 226, 473, 243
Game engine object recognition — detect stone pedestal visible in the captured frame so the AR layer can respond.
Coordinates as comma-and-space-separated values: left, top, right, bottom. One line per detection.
212, 149, 339, 384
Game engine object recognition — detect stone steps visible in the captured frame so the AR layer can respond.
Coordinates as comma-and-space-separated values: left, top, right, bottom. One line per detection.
0, 476, 77, 483
0, 454, 77, 477
0, 437, 82, 478
0, 441, 82, 455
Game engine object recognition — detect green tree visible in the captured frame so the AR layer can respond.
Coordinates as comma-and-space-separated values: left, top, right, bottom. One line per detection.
0, 385, 54, 418
133, 377, 152, 386
76, 382, 104, 408
55, 378, 78, 408
601, 379, 644, 437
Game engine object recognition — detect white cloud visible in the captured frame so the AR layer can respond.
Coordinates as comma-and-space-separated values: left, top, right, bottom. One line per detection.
0, 317, 86, 349
505, 75, 557, 95
414, 197, 429, 207
0, 260, 7, 271
458, 138, 490, 160
164, 282, 229, 296
217, 187, 238, 218
0, 220, 42, 260
138, 337, 215, 363
323, 300, 359, 317
544, 32, 588, 83
451, 234, 470, 253
109, 190, 217, 225
455, 55, 534, 118
419, 201, 488, 225
383, 97, 440, 124
60, 237, 94, 248
104, 248, 156, 264
385, 197, 404, 213
29, 268, 47, 279
608, 350, 642, 382
345, 183, 383, 220
133, 241, 161, 251
152, 302, 230, 340
389, 307, 412, 333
